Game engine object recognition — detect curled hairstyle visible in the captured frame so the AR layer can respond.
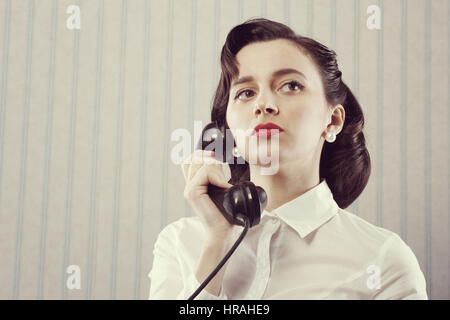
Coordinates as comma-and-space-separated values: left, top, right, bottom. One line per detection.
211, 18, 371, 209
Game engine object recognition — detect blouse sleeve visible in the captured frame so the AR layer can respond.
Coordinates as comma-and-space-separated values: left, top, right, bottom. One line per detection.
373, 234, 428, 300
148, 223, 228, 300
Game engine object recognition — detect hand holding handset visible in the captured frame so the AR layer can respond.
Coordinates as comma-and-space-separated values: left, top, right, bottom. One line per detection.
196, 121, 267, 228
187, 121, 268, 300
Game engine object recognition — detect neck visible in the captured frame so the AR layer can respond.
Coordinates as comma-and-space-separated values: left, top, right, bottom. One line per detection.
249, 152, 321, 212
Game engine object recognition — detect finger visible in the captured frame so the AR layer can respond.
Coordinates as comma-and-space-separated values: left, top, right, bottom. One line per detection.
188, 156, 225, 181
190, 162, 233, 189
189, 158, 226, 183
188, 151, 221, 181
182, 150, 215, 181
181, 152, 194, 180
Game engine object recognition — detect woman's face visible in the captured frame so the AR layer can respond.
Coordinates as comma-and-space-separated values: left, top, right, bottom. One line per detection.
226, 39, 332, 168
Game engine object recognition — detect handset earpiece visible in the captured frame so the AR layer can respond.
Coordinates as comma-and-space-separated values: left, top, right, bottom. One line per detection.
197, 122, 268, 228
196, 121, 235, 164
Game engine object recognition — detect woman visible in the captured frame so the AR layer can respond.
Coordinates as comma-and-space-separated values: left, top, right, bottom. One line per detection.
148, 18, 427, 300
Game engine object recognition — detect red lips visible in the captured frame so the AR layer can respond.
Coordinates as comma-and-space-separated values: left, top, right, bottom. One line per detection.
251, 122, 284, 138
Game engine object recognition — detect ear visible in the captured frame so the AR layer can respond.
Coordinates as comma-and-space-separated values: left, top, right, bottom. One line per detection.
325, 104, 345, 135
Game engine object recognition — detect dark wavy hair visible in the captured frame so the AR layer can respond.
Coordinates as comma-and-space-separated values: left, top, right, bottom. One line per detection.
210, 18, 371, 209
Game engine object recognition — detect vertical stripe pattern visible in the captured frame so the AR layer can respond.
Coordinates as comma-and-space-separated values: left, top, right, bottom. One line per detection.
110, 0, 128, 300
134, 0, 151, 300
238, 0, 243, 23
424, 0, 432, 298
353, 0, 361, 217
0, 0, 11, 220
307, 0, 314, 37
86, 0, 104, 300
62, 0, 81, 300
213, 0, 220, 95
448, 0, 450, 300
160, 0, 174, 230
400, 0, 408, 242
261, 0, 267, 18
376, 0, 384, 227
13, 0, 35, 299
284, 0, 290, 26
185, 0, 197, 218
37, 0, 58, 299
0, 0, 447, 300
330, 0, 336, 50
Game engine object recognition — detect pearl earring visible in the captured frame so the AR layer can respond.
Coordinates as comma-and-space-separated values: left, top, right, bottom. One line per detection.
325, 131, 336, 143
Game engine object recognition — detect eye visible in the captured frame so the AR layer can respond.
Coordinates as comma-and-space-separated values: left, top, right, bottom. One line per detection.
234, 89, 255, 101
280, 80, 304, 93
233, 80, 304, 101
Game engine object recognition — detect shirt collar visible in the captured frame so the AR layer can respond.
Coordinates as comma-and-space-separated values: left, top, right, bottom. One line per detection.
261, 179, 339, 239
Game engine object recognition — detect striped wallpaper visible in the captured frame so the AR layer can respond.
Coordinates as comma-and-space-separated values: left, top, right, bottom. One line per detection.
0, 0, 448, 300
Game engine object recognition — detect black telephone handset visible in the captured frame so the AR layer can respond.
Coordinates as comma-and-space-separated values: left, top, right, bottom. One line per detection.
196, 121, 267, 228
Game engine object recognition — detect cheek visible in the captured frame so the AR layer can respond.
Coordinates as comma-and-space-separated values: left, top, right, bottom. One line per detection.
227, 110, 246, 148
226, 107, 243, 144
288, 106, 325, 149
226, 106, 250, 131
225, 107, 234, 127
291, 102, 324, 130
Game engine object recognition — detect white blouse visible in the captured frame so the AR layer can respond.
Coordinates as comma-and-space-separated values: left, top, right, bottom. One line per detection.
148, 179, 428, 300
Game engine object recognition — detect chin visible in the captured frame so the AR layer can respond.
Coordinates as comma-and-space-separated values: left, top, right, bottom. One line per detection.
244, 146, 280, 167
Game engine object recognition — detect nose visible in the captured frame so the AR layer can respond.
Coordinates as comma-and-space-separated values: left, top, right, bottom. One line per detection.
253, 102, 279, 116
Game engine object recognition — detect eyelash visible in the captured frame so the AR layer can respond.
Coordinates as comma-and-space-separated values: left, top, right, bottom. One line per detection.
234, 80, 304, 101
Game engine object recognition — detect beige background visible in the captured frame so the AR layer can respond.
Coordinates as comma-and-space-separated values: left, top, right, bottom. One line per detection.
0, 0, 448, 300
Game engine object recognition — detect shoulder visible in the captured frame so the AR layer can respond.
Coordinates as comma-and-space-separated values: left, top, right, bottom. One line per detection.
332, 208, 398, 246
335, 209, 418, 262
379, 232, 424, 277
335, 209, 427, 298
373, 232, 428, 299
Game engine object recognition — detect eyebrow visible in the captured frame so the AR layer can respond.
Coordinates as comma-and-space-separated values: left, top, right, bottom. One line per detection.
231, 68, 307, 89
